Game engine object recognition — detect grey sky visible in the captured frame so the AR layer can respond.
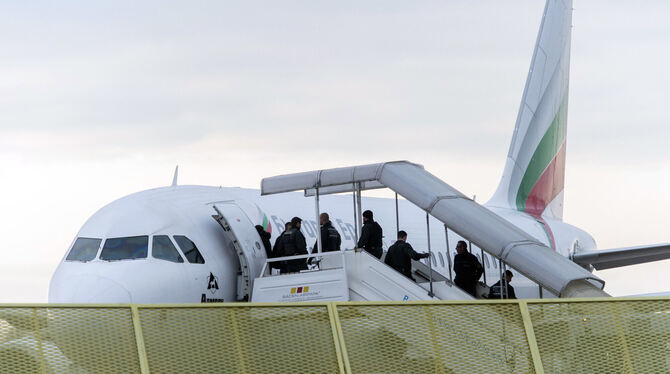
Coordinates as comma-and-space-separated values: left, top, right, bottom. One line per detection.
1, 1, 669, 300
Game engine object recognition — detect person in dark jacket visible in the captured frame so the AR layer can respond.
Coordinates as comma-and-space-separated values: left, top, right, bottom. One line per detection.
255, 225, 273, 259
357, 210, 383, 258
312, 213, 341, 253
384, 231, 430, 281
277, 217, 308, 273
270, 222, 292, 270
272, 222, 292, 255
453, 240, 483, 297
488, 270, 516, 299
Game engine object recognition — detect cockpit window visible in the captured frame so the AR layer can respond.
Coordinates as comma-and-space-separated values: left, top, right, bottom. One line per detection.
66, 238, 102, 262
100, 236, 148, 261
152, 235, 184, 263
173, 235, 205, 264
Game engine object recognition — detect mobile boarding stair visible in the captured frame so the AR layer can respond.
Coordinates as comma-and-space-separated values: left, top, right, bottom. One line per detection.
251, 248, 473, 303
250, 161, 608, 303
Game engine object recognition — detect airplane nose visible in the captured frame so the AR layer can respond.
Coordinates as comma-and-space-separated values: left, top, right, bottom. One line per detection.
49, 274, 132, 303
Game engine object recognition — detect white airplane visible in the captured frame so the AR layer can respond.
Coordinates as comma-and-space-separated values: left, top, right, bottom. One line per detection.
49, 0, 670, 303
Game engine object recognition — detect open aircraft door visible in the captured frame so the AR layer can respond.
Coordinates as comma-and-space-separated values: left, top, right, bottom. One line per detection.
212, 203, 266, 301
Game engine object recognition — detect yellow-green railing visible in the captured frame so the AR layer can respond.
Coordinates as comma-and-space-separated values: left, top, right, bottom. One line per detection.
2, 297, 670, 373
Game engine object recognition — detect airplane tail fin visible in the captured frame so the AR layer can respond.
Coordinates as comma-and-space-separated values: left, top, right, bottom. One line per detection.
488, 0, 572, 221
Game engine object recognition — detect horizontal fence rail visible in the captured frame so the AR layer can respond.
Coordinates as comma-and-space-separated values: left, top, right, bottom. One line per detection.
1, 297, 670, 373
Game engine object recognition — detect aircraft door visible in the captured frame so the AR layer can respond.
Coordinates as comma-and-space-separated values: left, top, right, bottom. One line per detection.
212, 203, 266, 301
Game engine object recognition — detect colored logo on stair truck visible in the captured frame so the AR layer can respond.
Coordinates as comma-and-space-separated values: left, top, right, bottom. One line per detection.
282, 285, 320, 299
291, 286, 309, 294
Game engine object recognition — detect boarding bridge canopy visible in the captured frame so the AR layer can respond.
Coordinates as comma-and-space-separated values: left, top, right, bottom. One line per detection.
261, 162, 411, 197
261, 161, 607, 297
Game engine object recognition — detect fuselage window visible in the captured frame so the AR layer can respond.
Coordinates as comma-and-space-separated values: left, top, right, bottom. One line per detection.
438, 252, 445, 267
174, 235, 205, 264
66, 238, 102, 262
431, 252, 437, 267
100, 236, 148, 261
152, 235, 184, 263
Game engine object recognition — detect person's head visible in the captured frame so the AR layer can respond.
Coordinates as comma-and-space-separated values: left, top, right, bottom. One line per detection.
397, 230, 407, 242
290, 217, 302, 229
456, 240, 468, 254
319, 212, 329, 225
284, 222, 292, 231
362, 210, 373, 222
505, 270, 513, 283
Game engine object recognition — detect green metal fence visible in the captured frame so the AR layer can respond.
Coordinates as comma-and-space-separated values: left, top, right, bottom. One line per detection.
1, 298, 670, 373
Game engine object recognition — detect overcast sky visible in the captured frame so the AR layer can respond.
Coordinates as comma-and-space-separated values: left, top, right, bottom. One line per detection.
1, 0, 669, 301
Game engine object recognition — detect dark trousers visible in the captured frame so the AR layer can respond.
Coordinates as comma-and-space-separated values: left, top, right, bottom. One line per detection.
279, 259, 307, 274
365, 247, 383, 259
455, 279, 477, 297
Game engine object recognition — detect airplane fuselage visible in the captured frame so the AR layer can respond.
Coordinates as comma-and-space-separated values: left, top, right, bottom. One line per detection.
49, 185, 596, 303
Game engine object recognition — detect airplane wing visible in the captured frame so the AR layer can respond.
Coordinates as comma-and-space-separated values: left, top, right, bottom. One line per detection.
572, 243, 670, 270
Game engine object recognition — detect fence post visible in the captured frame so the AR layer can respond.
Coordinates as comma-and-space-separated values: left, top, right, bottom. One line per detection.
422, 305, 447, 374
612, 301, 634, 373
131, 305, 151, 374
229, 307, 249, 374
327, 303, 349, 374
31, 308, 47, 374
518, 301, 544, 374
329, 303, 352, 374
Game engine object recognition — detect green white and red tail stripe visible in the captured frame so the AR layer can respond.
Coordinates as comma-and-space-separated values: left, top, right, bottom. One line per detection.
515, 99, 567, 218
488, 0, 573, 249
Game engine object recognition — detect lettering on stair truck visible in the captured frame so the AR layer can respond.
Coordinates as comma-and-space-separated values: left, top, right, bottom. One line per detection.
282, 285, 320, 300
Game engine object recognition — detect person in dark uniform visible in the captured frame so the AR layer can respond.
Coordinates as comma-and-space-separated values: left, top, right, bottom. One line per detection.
255, 225, 273, 259
453, 240, 483, 297
312, 213, 341, 252
488, 270, 516, 299
277, 217, 308, 274
272, 222, 292, 255
357, 210, 383, 258
384, 231, 430, 281
270, 222, 292, 270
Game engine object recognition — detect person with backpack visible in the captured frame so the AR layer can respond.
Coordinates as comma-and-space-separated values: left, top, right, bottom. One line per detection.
488, 270, 516, 299
277, 217, 308, 274
270, 221, 292, 271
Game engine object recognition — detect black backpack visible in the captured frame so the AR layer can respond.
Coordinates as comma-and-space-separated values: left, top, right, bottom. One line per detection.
281, 230, 298, 256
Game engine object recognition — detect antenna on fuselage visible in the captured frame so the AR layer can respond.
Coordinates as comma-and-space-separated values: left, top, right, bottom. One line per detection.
171, 165, 179, 187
